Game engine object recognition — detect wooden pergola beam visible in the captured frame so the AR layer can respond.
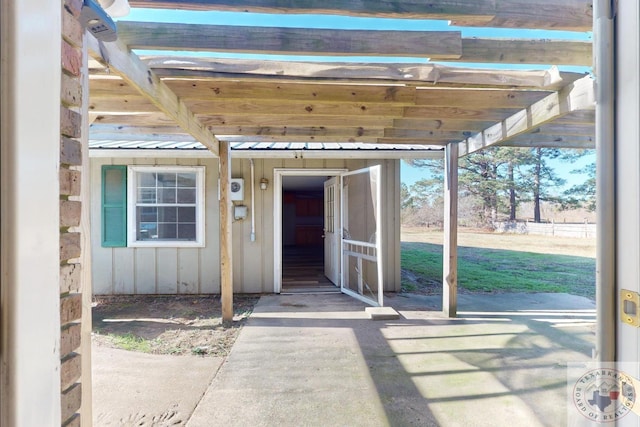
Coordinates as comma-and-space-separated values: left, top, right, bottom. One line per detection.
446, 38, 592, 66
143, 57, 583, 90
86, 35, 220, 155
118, 21, 462, 59
186, 99, 406, 117
91, 78, 554, 108
500, 134, 594, 148
128, 0, 593, 31
459, 75, 595, 156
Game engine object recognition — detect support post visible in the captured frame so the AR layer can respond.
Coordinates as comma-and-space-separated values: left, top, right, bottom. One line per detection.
220, 141, 234, 322
80, 30, 94, 425
443, 143, 459, 317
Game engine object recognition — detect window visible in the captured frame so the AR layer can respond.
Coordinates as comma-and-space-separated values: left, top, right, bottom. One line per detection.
127, 166, 205, 247
101, 165, 205, 248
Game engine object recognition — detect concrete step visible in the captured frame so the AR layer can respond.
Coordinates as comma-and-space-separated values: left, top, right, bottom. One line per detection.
365, 306, 400, 320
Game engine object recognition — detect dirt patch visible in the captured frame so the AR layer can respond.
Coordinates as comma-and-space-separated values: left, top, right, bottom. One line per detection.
92, 295, 259, 357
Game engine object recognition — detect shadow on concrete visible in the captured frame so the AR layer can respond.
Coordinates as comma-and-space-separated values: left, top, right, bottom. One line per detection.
187, 292, 595, 427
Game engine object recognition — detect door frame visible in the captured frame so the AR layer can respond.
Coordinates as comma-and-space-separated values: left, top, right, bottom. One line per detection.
273, 168, 347, 293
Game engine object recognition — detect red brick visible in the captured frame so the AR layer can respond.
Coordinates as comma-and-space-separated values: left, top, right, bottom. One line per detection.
60, 232, 81, 261
60, 263, 82, 294
60, 167, 81, 197
61, 353, 81, 391
62, 40, 82, 77
60, 294, 82, 325
60, 107, 81, 139
60, 323, 82, 356
64, 0, 83, 17
62, 7, 83, 47
61, 73, 82, 107
60, 200, 82, 228
60, 136, 82, 166
61, 383, 81, 424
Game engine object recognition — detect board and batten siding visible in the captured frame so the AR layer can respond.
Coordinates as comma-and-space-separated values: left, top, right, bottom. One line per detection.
230, 157, 401, 294
91, 156, 401, 294
90, 157, 220, 294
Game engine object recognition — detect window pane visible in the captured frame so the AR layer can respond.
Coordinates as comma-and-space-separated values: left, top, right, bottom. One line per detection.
159, 188, 177, 203
139, 172, 156, 187
158, 207, 177, 222
178, 224, 196, 240
177, 173, 196, 188
178, 207, 196, 222
132, 168, 202, 244
137, 222, 157, 240
158, 223, 177, 239
138, 206, 157, 222
177, 188, 196, 203
156, 173, 176, 188
138, 188, 157, 203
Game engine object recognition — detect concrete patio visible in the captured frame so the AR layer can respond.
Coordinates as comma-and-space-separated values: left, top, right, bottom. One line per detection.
93, 292, 596, 426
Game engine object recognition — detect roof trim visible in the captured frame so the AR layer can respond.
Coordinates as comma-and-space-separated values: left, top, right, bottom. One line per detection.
88, 148, 443, 160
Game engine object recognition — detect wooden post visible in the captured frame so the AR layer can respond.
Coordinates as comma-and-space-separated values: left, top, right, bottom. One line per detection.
79, 31, 94, 426
219, 141, 233, 322
443, 143, 459, 317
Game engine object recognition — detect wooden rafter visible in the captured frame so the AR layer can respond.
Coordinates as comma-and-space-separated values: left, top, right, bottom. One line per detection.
142, 57, 582, 90
448, 39, 592, 66
118, 21, 590, 65
128, 0, 593, 31
86, 35, 220, 155
118, 22, 462, 59
459, 75, 595, 156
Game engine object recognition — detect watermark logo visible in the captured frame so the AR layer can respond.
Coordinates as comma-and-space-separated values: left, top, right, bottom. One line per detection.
571, 366, 637, 423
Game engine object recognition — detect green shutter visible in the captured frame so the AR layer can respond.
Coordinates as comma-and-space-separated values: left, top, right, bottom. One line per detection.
101, 165, 127, 247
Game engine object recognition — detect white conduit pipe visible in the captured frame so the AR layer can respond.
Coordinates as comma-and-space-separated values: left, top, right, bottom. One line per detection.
250, 159, 256, 242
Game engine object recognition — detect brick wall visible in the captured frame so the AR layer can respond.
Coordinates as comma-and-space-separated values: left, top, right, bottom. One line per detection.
60, 0, 85, 425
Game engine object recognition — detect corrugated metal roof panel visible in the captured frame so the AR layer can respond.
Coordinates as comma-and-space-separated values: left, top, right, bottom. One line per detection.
89, 139, 441, 151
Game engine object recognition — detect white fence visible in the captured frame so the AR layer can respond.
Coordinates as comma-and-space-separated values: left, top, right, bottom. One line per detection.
494, 221, 596, 238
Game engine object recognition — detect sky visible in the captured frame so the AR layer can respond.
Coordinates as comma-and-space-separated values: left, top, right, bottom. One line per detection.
122, 8, 595, 191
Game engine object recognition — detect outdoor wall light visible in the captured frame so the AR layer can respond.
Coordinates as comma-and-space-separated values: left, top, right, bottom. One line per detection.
260, 178, 269, 190
81, 0, 130, 42
81, 0, 117, 42
99, 0, 131, 17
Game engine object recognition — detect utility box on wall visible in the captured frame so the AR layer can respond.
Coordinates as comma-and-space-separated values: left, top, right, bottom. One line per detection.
230, 178, 244, 201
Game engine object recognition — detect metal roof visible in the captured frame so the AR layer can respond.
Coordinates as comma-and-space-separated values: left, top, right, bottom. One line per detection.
89, 139, 442, 151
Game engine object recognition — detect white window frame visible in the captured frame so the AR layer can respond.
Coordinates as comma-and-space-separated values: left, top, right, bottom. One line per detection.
127, 165, 206, 248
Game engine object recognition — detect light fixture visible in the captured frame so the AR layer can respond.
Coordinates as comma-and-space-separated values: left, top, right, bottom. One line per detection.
260, 178, 269, 190
81, 0, 117, 41
99, 0, 130, 17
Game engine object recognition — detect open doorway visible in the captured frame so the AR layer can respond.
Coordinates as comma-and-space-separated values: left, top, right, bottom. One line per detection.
273, 169, 346, 293
281, 176, 334, 292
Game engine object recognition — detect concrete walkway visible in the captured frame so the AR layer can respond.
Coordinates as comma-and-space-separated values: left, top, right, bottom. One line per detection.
186, 292, 596, 427
92, 292, 596, 426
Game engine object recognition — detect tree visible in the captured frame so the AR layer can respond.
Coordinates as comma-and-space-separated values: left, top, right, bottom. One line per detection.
520, 148, 589, 222
564, 162, 596, 211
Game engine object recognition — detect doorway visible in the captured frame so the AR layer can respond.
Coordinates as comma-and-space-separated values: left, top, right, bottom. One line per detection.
273, 169, 346, 293
281, 179, 333, 292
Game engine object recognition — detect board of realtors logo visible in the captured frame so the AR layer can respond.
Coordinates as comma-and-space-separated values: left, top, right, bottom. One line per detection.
572, 368, 636, 422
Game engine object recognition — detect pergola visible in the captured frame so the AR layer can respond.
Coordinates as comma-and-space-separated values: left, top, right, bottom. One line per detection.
86, 0, 595, 319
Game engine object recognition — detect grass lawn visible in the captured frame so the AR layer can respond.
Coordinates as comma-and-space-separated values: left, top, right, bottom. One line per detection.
401, 228, 596, 300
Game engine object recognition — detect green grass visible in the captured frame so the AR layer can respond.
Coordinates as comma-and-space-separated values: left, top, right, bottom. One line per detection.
107, 333, 153, 353
401, 242, 595, 300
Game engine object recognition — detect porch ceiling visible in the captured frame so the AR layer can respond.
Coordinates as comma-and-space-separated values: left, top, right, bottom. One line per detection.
87, 0, 595, 157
